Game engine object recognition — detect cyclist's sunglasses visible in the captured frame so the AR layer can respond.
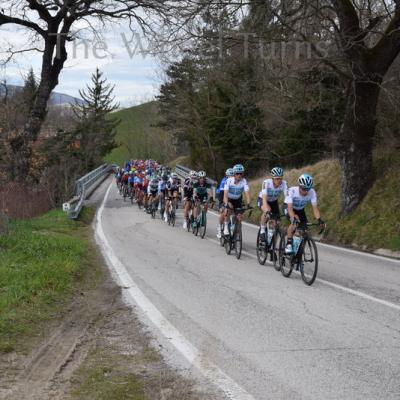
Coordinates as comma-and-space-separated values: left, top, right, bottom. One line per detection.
300, 186, 310, 192
235, 172, 243, 176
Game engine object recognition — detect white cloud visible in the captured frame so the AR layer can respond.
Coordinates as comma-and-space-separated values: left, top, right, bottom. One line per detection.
0, 24, 162, 107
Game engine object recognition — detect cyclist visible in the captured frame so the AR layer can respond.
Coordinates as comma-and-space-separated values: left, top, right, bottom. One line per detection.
192, 171, 211, 229
219, 164, 251, 237
216, 168, 234, 210
143, 174, 150, 210
284, 173, 325, 254
183, 170, 198, 229
147, 176, 160, 213
128, 171, 135, 198
158, 174, 169, 214
165, 172, 181, 222
257, 167, 288, 242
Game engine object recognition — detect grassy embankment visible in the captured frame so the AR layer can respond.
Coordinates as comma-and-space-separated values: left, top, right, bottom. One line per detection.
247, 151, 400, 251
0, 208, 99, 353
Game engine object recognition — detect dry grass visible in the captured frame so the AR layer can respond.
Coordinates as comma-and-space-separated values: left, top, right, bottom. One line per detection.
248, 154, 400, 251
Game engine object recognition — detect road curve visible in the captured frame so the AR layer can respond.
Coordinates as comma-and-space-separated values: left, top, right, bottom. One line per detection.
97, 181, 400, 400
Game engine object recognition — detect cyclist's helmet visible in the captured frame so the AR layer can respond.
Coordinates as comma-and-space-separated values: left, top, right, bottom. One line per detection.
233, 164, 245, 174
189, 170, 197, 179
171, 172, 178, 179
162, 174, 168, 182
197, 170, 206, 178
129, 171, 133, 175
226, 168, 234, 177
124, 171, 128, 175
271, 167, 284, 177
298, 173, 313, 190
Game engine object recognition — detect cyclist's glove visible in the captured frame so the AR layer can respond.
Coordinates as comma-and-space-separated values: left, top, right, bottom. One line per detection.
290, 218, 298, 225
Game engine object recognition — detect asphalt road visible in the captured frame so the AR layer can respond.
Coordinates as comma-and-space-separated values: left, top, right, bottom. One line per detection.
97, 180, 400, 400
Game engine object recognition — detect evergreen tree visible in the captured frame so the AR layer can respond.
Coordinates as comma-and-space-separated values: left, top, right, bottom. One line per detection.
22, 68, 38, 116
72, 68, 120, 170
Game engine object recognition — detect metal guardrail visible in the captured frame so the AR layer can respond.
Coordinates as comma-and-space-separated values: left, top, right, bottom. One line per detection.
63, 164, 114, 219
175, 164, 218, 186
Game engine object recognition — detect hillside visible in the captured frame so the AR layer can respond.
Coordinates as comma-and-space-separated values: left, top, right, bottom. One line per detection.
247, 151, 400, 252
105, 101, 174, 166
0, 84, 83, 105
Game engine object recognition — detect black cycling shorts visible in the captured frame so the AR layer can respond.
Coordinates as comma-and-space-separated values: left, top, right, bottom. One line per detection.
228, 198, 243, 210
195, 194, 208, 203
257, 198, 281, 219
284, 204, 308, 224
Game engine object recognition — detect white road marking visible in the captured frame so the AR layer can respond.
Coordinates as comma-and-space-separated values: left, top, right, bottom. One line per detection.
208, 211, 400, 264
207, 222, 400, 311
95, 183, 255, 400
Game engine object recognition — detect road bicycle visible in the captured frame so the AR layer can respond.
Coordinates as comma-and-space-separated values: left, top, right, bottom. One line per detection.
149, 197, 158, 219
122, 184, 129, 201
192, 199, 208, 238
166, 196, 177, 227
129, 186, 135, 204
256, 212, 283, 270
279, 222, 325, 286
223, 205, 253, 260
159, 193, 166, 219
185, 199, 194, 233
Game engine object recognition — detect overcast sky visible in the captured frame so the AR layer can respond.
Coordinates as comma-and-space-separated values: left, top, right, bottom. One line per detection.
0, 24, 162, 107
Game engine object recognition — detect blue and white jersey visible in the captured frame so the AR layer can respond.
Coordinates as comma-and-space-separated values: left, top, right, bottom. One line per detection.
158, 180, 167, 193
223, 177, 249, 200
148, 179, 159, 194
134, 176, 143, 185
128, 176, 135, 185
216, 177, 227, 194
259, 179, 288, 202
285, 186, 317, 210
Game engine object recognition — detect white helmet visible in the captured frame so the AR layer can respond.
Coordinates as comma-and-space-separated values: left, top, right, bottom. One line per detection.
189, 170, 197, 178
197, 170, 206, 178
171, 172, 178, 179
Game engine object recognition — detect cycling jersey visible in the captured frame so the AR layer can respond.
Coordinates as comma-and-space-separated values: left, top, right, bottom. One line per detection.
285, 186, 317, 210
183, 178, 197, 198
216, 177, 227, 194
194, 181, 210, 199
167, 178, 180, 193
158, 180, 167, 194
223, 177, 249, 200
259, 179, 288, 201
128, 176, 135, 186
148, 179, 159, 195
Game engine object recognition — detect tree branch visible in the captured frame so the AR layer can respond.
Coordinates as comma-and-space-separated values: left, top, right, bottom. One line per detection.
0, 12, 46, 37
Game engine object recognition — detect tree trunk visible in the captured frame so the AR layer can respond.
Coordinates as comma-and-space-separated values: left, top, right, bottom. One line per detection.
339, 79, 381, 214
11, 35, 67, 181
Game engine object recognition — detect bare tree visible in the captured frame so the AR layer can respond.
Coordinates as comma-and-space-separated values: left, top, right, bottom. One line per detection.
184, 0, 400, 213
0, 0, 169, 181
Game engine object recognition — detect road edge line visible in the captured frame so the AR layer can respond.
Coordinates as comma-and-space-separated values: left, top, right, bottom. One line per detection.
94, 182, 256, 400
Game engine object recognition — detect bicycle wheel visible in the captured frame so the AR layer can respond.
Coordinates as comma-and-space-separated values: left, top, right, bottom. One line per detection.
224, 226, 232, 255
219, 230, 225, 247
171, 210, 176, 227
186, 216, 191, 232
280, 234, 294, 278
151, 204, 156, 219
234, 224, 242, 259
193, 218, 199, 236
256, 227, 268, 265
272, 230, 282, 271
199, 211, 207, 239
300, 237, 318, 286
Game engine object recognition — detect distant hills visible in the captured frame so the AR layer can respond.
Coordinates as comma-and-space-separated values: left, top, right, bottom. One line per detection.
0, 84, 84, 105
